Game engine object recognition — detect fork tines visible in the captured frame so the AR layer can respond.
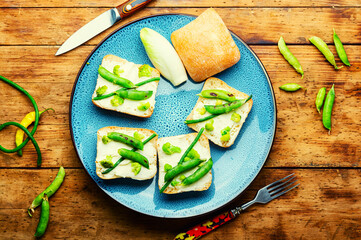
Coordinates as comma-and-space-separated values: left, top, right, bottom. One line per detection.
267, 173, 299, 199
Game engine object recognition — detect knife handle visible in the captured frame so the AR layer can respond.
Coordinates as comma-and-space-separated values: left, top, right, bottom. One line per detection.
174, 210, 236, 240
116, 0, 153, 19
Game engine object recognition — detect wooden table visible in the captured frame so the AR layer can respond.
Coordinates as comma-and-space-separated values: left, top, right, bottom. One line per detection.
1, 1, 360, 239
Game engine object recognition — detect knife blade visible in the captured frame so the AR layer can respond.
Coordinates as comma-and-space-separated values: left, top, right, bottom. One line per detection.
55, 0, 153, 56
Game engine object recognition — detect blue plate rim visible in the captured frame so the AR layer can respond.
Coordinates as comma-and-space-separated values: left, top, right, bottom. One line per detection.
69, 13, 277, 219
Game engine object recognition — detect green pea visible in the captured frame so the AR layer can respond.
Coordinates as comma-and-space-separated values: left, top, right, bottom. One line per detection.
98, 65, 134, 88
205, 119, 214, 131
164, 159, 204, 182
183, 157, 192, 162
182, 158, 213, 186
131, 162, 142, 176
315, 87, 326, 114
138, 64, 152, 77
116, 89, 153, 101
204, 95, 252, 115
100, 155, 114, 168
107, 132, 144, 150
333, 29, 350, 66
118, 148, 149, 169
34, 194, 50, 238
102, 135, 110, 144
231, 112, 241, 123
322, 84, 335, 131
162, 142, 181, 155
187, 148, 200, 160
110, 95, 124, 107
171, 180, 180, 187
215, 100, 223, 106
133, 131, 144, 141
113, 65, 124, 76
179, 175, 186, 181
278, 36, 304, 78
164, 163, 173, 172
309, 36, 341, 70
138, 102, 150, 111
96, 85, 108, 96
197, 107, 206, 115
220, 126, 231, 142
198, 89, 236, 102
279, 83, 305, 92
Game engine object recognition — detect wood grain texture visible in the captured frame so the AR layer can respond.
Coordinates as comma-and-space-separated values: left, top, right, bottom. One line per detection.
2, 0, 361, 8
1, 8, 361, 45
0, 169, 360, 239
1, 45, 360, 168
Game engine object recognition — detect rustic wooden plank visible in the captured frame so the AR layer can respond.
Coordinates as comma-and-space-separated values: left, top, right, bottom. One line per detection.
1, 0, 361, 8
1, 45, 360, 168
0, 168, 360, 239
1, 8, 361, 45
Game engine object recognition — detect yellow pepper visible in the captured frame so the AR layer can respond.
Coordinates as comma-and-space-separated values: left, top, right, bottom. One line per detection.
15, 108, 53, 156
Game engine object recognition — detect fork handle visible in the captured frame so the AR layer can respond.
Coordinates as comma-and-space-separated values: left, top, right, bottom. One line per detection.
174, 211, 237, 240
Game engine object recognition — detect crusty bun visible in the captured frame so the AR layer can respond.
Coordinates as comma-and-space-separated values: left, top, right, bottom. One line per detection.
171, 8, 240, 82
157, 133, 212, 194
92, 55, 160, 118
96, 126, 158, 180
186, 77, 253, 147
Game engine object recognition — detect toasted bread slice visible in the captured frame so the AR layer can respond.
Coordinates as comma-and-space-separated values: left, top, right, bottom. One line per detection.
92, 55, 160, 118
186, 77, 253, 147
157, 133, 212, 194
96, 126, 158, 180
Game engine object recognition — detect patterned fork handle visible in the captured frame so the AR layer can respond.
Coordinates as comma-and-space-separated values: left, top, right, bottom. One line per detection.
174, 210, 237, 240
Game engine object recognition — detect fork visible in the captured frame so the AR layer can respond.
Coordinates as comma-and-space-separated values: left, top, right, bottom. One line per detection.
174, 173, 299, 240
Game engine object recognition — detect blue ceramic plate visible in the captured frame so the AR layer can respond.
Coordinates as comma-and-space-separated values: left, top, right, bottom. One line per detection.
70, 14, 276, 218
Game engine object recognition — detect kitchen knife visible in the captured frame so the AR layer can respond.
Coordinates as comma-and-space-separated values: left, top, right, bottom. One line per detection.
55, 0, 153, 56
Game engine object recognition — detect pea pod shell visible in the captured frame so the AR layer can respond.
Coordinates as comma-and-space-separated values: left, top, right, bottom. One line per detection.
278, 36, 304, 77
198, 89, 236, 102
164, 159, 203, 182
204, 95, 252, 115
182, 158, 213, 186
322, 84, 335, 131
98, 65, 134, 88
309, 36, 341, 69
333, 29, 350, 66
28, 166, 65, 217
107, 132, 144, 150
279, 83, 304, 92
34, 194, 50, 238
116, 89, 153, 100
315, 87, 326, 113
118, 148, 149, 169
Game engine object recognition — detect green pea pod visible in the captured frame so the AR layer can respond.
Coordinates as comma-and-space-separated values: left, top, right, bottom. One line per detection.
164, 159, 204, 182
315, 87, 326, 113
28, 166, 65, 217
98, 65, 134, 88
322, 84, 335, 131
118, 148, 149, 169
115, 89, 153, 100
333, 29, 350, 66
204, 95, 252, 115
278, 36, 304, 78
182, 158, 213, 186
279, 83, 305, 92
34, 194, 50, 238
309, 36, 341, 69
93, 77, 160, 101
102, 133, 157, 175
198, 89, 236, 102
107, 132, 144, 150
